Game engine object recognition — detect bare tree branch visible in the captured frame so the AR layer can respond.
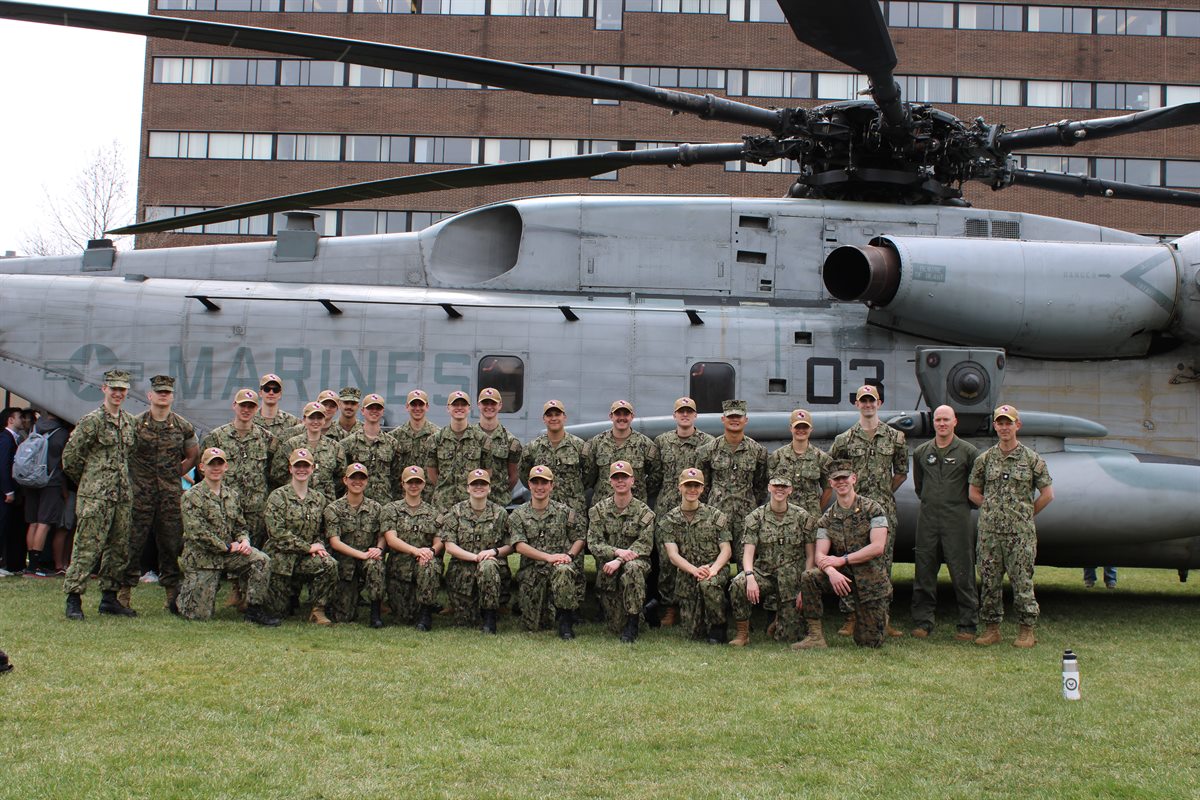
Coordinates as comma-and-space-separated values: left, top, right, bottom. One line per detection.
21, 141, 132, 256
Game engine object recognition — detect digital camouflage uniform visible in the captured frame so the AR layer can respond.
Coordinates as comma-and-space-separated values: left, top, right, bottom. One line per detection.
830, 422, 908, 573
475, 423, 522, 507
911, 435, 981, 634
440, 500, 508, 625
731, 503, 813, 642
799, 496, 891, 648
970, 444, 1052, 627
508, 500, 584, 631
381, 500, 443, 623
125, 409, 198, 592
340, 430, 398, 505
583, 430, 662, 505
253, 409, 299, 441
656, 503, 731, 639
425, 425, 488, 510
518, 431, 589, 604
61, 405, 136, 596
327, 420, 363, 443
324, 495, 385, 623
767, 443, 833, 517
388, 421, 440, 502
274, 433, 345, 500
587, 497, 655, 634
200, 423, 276, 545
698, 435, 768, 556
263, 485, 336, 614
653, 429, 714, 606
177, 482, 271, 620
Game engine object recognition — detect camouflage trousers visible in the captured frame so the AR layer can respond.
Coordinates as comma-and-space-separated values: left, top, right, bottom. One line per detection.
63, 495, 131, 596
267, 553, 337, 614
731, 565, 805, 642
516, 561, 580, 632
800, 567, 888, 648
330, 555, 386, 623
445, 559, 503, 626
657, 543, 679, 607
978, 530, 1039, 627
124, 487, 184, 590
840, 507, 897, 614
596, 557, 650, 634
386, 556, 443, 624
178, 549, 271, 620
676, 569, 728, 639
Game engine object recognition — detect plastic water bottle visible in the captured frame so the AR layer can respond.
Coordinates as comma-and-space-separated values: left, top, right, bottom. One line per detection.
1062, 649, 1081, 700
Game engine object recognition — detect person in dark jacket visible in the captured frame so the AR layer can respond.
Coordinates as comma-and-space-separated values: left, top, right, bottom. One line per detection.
23, 412, 72, 576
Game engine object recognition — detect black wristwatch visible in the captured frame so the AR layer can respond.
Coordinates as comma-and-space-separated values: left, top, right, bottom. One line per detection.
745, 570, 755, 577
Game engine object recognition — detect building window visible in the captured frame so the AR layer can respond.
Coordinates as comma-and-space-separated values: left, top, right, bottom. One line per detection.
1095, 157, 1161, 186
887, 1, 954, 28
352, 0, 415, 11
816, 72, 870, 100
1095, 83, 1160, 110
958, 3, 1022, 31
491, 0, 587, 16
144, 206, 451, 236
957, 77, 1021, 105
478, 356, 524, 412
1027, 6, 1093, 34
345, 135, 412, 162
1026, 80, 1091, 108
413, 137, 480, 164
348, 66, 415, 87
899, 75, 953, 103
276, 134, 342, 161
689, 362, 735, 414
627, 0, 726, 13
743, 70, 811, 98
1096, 8, 1162, 36
1165, 161, 1200, 188
1166, 10, 1200, 37
283, 0, 350, 10
1022, 155, 1088, 175
279, 61, 346, 87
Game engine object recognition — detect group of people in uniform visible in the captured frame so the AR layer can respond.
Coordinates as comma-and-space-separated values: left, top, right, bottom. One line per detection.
58, 369, 1054, 649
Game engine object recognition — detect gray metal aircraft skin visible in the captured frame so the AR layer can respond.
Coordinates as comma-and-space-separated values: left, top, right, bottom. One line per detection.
3, 194, 1199, 570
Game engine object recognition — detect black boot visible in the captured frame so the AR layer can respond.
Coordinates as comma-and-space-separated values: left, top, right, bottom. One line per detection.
369, 601, 384, 629
65, 592, 84, 621
706, 622, 728, 644
481, 609, 498, 634
244, 604, 282, 627
415, 605, 433, 632
557, 609, 576, 640
99, 590, 137, 617
642, 598, 661, 628
619, 613, 639, 643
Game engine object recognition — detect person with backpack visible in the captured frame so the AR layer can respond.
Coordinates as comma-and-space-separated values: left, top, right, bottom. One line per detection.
0, 407, 21, 575
19, 412, 71, 576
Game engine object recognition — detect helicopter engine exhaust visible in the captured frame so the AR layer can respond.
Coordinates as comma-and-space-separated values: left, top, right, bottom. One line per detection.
822, 233, 1200, 359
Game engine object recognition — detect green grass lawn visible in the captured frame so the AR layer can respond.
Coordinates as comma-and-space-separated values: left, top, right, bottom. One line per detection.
2, 565, 1198, 799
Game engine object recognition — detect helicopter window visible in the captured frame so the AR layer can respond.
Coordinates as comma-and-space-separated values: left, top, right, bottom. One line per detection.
1167, 11, 1200, 37
1166, 161, 1200, 189
689, 362, 736, 413
768, 379, 787, 394
478, 357, 524, 412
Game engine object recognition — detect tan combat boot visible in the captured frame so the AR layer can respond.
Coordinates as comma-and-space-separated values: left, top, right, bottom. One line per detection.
660, 606, 678, 627
837, 612, 856, 637
116, 586, 132, 609
1012, 624, 1037, 648
974, 623, 1002, 646
729, 620, 751, 647
309, 605, 332, 626
791, 624, 827, 650
225, 584, 244, 609
885, 616, 905, 638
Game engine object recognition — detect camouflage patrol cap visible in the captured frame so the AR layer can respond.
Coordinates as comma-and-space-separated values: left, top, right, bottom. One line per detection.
478, 387, 502, 404
855, 384, 881, 402
610, 400, 634, 414
288, 448, 315, 466
768, 475, 793, 487
339, 387, 361, 403
402, 465, 426, 483
362, 393, 385, 408
234, 389, 259, 405
447, 390, 471, 406
149, 375, 175, 392
542, 399, 565, 414
406, 389, 429, 405
259, 373, 283, 389
103, 369, 131, 389
722, 399, 748, 417
609, 461, 634, 478
790, 408, 813, 428
678, 467, 705, 486
829, 461, 855, 480
302, 401, 326, 418
528, 465, 555, 482
993, 404, 1020, 422
673, 397, 698, 412
200, 447, 227, 466
344, 463, 369, 479
467, 468, 491, 484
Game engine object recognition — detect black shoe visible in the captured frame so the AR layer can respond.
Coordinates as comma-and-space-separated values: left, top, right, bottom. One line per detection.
706, 623, 728, 645
244, 604, 283, 627
369, 601, 384, 629
0, 648, 11, 674
643, 598, 661, 628
481, 609, 498, 634
65, 593, 84, 621
167, 596, 181, 616
98, 590, 137, 617
415, 605, 433, 632
557, 609, 576, 640
619, 613, 639, 643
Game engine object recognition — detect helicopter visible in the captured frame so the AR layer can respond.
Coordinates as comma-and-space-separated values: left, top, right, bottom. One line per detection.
0, 0, 1198, 576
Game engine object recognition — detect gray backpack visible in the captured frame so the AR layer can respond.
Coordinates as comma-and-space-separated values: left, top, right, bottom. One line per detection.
13, 431, 50, 489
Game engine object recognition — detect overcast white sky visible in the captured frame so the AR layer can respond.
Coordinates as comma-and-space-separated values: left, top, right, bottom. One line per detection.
0, 0, 146, 256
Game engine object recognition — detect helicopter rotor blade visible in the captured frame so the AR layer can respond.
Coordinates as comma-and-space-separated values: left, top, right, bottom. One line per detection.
0, 1, 783, 131
997, 103, 1200, 151
109, 143, 751, 235
1009, 168, 1200, 208
775, 0, 906, 130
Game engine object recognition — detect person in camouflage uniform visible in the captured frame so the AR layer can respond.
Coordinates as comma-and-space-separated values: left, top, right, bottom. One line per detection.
658, 468, 732, 644
910, 405, 980, 641
829, 384, 908, 638
509, 465, 585, 639
969, 404, 1054, 649
652, 396, 714, 627
328, 386, 363, 442
61, 369, 138, 620
122, 374, 199, 614
276, 388, 340, 446
200, 389, 277, 546
325, 463, 386, 627
252, 372, 299, 440
275, 402, 346, 499
441, 468, 510, 633
697, 399, 768, 560
588, 461, 655, 643
474, 387, 521, 507
425, 390, 488, 510
177, 447, 279, 626
767, 409, 832, 517
341, 393, 397, 505
263, 448, 337, 624
387, 389, 439, 503
729, 476, 814, 647
382, 465, 443, 631
794, 462, 891, 650
583, 400, 662, 505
